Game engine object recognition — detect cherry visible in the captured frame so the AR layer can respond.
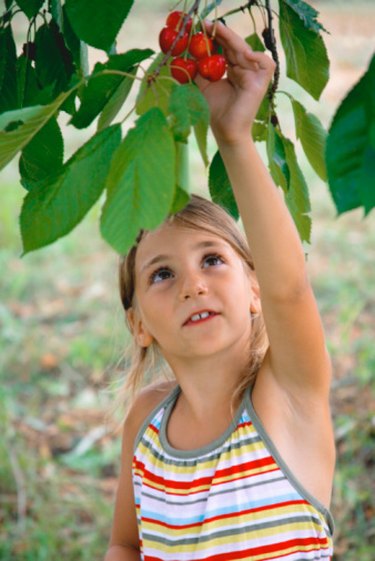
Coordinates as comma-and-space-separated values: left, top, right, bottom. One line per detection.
166, 11, 192, 34
159, 27, 189, 56
170, 57, 197, 84
188, 32, 214, 60
197, 54, 227, 81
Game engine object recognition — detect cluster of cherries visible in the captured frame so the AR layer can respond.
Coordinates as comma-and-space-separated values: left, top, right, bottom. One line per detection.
159, 11, 227, 84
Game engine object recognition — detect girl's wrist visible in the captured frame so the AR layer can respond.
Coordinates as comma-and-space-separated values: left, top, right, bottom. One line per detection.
214, 133, 256, 153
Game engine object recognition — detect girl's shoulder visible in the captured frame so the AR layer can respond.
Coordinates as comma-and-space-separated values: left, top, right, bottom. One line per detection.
123, 379, 178, 445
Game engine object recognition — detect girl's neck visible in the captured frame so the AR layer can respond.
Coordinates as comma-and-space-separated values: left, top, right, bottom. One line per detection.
166, 352, 249, 423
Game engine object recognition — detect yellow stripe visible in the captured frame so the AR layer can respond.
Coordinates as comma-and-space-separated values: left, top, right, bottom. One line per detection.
142, 518, 324, 541
137, 439, 266, 475
141, 503, 324, 538
142, 528, 330, 555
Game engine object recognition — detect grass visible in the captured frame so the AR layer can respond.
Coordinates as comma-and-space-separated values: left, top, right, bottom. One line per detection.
1, 1, 375, 559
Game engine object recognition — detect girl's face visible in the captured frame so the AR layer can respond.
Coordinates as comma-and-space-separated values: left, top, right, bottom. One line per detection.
128, 223, 260, 367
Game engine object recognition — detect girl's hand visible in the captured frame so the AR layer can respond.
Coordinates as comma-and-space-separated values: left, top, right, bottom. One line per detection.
195, 21, 276, 146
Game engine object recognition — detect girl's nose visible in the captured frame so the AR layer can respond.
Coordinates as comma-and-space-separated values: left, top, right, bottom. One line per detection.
179, 274, 208, 301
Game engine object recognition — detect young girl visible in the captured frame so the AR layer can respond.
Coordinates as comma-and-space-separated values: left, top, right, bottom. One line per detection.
104, 22, 335, 561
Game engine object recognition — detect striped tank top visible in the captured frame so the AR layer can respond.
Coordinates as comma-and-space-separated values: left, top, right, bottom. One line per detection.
132, 385, 334, 561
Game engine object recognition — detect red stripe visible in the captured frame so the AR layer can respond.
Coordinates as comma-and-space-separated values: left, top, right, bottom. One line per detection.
134, 456, 277, 494
143, 537, 329, 561
142, 499, 309, 531
149, 423, 159, 435
237, 420, 253, 430
203, 537, 329, 561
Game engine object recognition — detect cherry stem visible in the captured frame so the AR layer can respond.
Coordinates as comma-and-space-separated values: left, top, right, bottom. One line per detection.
100, 69, 142, 81
170, 62, 193, 83
211, 1, 258, 21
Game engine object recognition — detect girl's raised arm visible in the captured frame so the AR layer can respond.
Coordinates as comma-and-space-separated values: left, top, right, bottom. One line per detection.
197, 22, 331, 402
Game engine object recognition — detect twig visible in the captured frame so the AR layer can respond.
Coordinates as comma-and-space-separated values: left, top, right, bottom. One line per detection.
263, 0, 280, 100
213, 0, 258, 20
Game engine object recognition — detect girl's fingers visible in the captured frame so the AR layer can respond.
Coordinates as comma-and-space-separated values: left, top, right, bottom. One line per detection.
194, 73, 211, 91
207, 21, 275, 72
207, 20, 247, 51
201, 20, 276, 85
244, 49, 276, 73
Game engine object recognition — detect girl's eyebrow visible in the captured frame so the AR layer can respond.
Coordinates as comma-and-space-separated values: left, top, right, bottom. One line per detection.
140, 240, 224, 274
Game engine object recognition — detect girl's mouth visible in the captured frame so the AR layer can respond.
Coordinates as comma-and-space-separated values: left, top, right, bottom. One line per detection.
184, 311, 218, 326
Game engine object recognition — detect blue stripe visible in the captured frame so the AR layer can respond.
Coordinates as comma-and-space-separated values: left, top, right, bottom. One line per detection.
138, 493, 301, 526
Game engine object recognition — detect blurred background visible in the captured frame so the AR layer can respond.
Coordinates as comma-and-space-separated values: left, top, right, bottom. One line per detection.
0, 1, 374, 559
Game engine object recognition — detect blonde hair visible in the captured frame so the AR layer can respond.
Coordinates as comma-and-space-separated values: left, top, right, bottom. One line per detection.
118, 194, 269, 410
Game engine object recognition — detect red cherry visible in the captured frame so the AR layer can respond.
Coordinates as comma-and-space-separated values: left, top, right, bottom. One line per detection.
166, 11, 192, 34
188, 32, 214, 60
197, 54, 227, 81
170, 57, 197, 84
159, 27, 189, 56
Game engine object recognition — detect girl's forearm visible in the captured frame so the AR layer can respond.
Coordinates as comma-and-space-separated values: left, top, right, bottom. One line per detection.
217, 136, 307, 300
104, 545, 141, 561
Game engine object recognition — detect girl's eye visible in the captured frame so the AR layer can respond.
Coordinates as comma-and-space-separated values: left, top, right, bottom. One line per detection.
149, 267, 173, 284
203, 254, 224, 268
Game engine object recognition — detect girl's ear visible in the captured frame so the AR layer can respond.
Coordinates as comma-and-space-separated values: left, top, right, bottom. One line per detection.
126, 308, 154, 348
249, 273, 261, 315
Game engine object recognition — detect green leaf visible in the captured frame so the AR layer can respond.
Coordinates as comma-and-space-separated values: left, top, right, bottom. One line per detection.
326, 54, 375, 216
194, 119, 209, 167
252, 121, 267, 142
266, 124, 290, 192
71, 49, 152, 129
20, 125, 121, 254
65, 0, 134, 51
101, 108, 176, 254
282, 136, 311, 242
280, 0, 328, 33
168, 83, 210, 143
19, 118, 64, 188
15, 0, 44, 19
278, 0, 329, 100
256, 94, 270, 122
209, 150, 239, 220
0, 26, 19, 112
34, 22, 75, 96
171, 186, 190, 214
17, 55, 55, 108
51, 0, 63, 28
176, 141, 189, 193
291, 98, 327, 180
245, 33, 265, 52
61, 5, 81, 68
97, 69, 136, 131
17, 56, 36, 107
136, 53, 174, 116
0, 87, 78, 171
0, 28, 8, 93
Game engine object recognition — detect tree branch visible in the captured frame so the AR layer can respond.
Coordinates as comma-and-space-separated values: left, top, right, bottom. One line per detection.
263, 0, 280, 100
